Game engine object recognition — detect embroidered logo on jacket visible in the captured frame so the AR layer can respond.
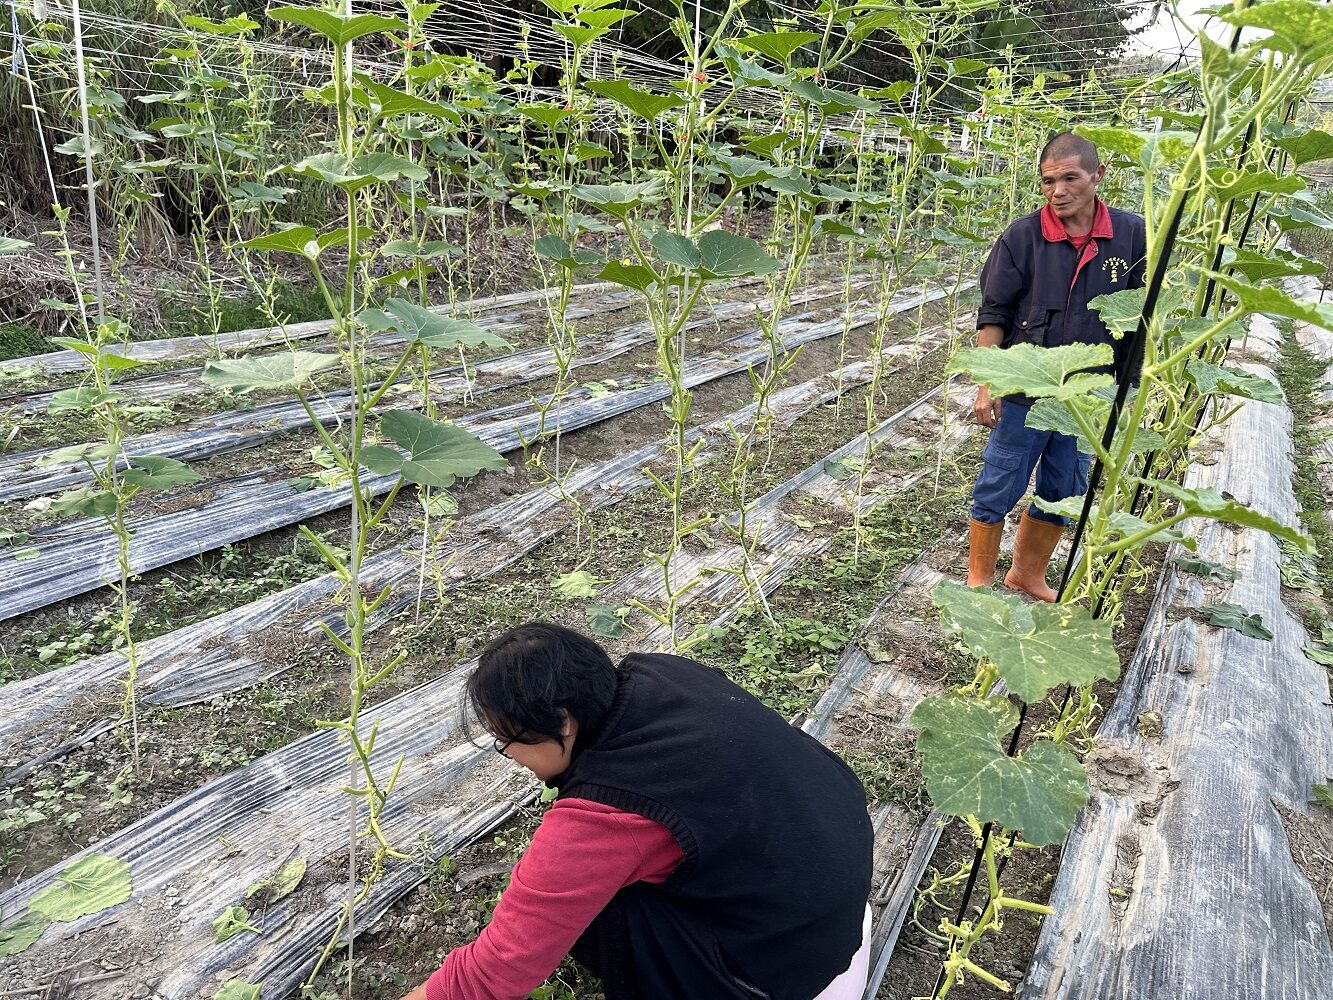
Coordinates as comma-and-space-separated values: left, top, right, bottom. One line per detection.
1102, 256, 1129, 284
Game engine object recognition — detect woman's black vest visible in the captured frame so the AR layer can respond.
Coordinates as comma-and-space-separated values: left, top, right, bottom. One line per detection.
551, 652, 873, 1000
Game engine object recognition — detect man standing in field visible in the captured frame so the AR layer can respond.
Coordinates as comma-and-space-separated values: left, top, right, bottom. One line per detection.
967, 132, 1147, 600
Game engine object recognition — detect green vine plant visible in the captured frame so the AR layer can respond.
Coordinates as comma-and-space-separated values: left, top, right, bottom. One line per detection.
512, 0, 613, 562
913, 2, 1333, 993
19, 41, 202, 778
195, 5, 511, 992
519, 0, 974, 642
35, 308, 202, 775
154, 7, 294, 351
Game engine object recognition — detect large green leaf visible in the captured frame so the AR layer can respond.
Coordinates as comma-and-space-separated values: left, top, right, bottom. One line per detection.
587, 602, 629, 638
595, 259, 659, 293
357, 300, 510, 350
933, 580, 1120, 703
290, 152, 428, 193
715, 41, 791, 89
910, 694, 1088, 846
515, 103, 578, 129
1268, 197, 1333, 232
584, 79, 686, 121
570, 179, 665, 219
0, 912, 51, 956
123, 456, 203, 491
1200, 602, 1273, 641
1222, 246, 1326, 282
1201, 271, 1333, 328
1205, 168, 1304, 206
551, 22, 608, 47
228, 180, 292, 210
1185, 360, 1283, 404
947, 342, 1114, 401
47, 387, 116, 413
789, 80, 879, 115
202, 351, 339, 393
48, 336, 99, 357
697, 230, 780, 278
867, 80, 914, 102
1146, 478, 1313, 552
360, 410, 507, 488
1175, 555, 1240, 582
1088, 287, 1146, 337
1025, 392, 1167, 456
651, 231, 702, 269
214, 983, 263, 1000
711, 152, 802, 191
238, 224, 353, 261
1272, 127, 1333, 166
552, 570, 602, 599
533, 234, 599, 269
49, 486, 117, 519
1221, 1, 1333, 58
29, 854, 132, 922
764, 173, 815, 197
850, 10, 926, 47
355, 77, 460, 123
733, 30, 820, 64
269, 7, 407, 45
0, 236, 33, 255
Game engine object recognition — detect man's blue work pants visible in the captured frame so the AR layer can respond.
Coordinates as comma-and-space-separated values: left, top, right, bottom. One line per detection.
970, 399, 1091, 526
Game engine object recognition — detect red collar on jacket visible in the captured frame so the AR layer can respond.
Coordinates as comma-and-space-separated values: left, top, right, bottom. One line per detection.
1040, 197, 1113, 243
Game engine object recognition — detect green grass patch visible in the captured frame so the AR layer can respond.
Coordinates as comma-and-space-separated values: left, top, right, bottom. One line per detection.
0, 321, 49, 362
695, 446, 980, 718
0, 536, 333, 686
155, 280, 329, 341
1287, 187, 1333, 284
1274, 326, 1333, 607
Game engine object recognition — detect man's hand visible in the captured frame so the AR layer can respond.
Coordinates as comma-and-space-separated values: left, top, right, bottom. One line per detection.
400, 983, 429, 1000
973, 386, 1002, 428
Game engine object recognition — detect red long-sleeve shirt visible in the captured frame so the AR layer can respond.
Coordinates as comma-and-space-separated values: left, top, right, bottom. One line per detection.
425, 798, 684, 1000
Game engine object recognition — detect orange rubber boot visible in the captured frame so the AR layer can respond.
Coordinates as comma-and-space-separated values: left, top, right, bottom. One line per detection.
967, 518, 1004, 588
1003, 511, 1064, 602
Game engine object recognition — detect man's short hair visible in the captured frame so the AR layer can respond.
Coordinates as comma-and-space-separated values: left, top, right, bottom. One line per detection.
1039, 132, 1100, 173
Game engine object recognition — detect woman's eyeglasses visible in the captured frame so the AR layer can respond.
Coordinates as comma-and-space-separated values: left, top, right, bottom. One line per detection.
492, 735, 517, 758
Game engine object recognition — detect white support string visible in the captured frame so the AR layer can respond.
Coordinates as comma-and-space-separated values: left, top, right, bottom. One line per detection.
69, 0, 105, 324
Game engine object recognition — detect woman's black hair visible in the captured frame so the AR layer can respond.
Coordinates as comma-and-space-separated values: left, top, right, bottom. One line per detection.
464, 622, 617, 749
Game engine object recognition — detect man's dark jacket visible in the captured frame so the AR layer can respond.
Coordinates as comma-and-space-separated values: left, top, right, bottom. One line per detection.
552, 652, 873, 1000
977, 200, 1148, 398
